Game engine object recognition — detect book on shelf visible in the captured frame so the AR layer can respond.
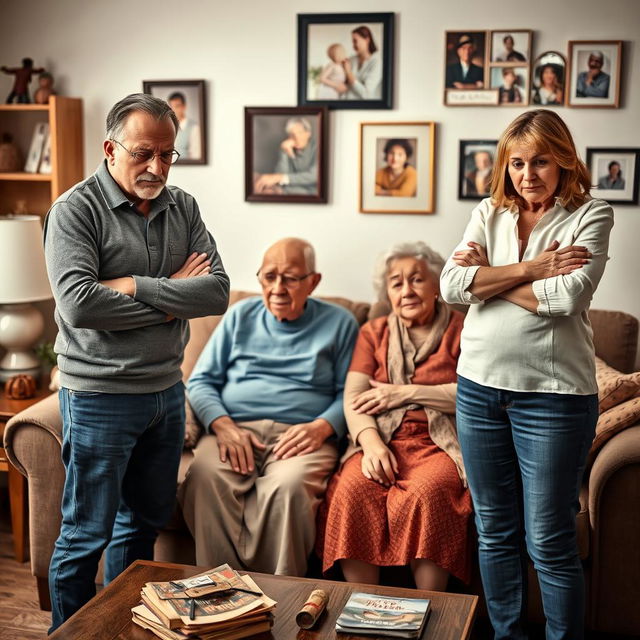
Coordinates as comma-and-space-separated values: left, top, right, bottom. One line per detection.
39, 132, 52, 174
131, 564, 276, 640
335, 591, 431, 638
24, 122, 49, 173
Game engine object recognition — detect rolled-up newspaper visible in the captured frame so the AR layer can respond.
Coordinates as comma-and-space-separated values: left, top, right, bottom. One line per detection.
296, 588, 328, 629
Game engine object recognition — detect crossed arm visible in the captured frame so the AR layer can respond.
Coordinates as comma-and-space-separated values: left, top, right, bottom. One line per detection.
45, 201, 229, 330
452, 240, 590, 312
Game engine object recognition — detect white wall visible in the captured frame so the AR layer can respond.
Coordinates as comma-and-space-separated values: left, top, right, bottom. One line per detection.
2, 0, 639, 341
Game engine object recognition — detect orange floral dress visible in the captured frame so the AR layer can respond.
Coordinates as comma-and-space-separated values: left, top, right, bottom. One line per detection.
316, 313, 473, 582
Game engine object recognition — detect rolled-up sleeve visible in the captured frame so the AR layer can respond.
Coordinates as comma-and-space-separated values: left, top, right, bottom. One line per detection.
440, 202, 489, 305
532, 200, 614, 317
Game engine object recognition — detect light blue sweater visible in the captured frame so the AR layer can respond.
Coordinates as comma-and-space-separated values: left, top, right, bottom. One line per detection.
187, 297, 359, 439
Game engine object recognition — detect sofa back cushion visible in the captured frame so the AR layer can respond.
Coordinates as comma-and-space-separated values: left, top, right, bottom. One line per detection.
589, 309, 639, 374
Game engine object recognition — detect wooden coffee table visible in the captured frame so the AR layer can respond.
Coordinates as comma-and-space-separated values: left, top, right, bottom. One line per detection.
50, 560, 478, 639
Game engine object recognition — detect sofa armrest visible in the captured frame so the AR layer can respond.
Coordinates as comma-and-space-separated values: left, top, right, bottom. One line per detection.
3, 393, 64, 580
587, 424, 640, 634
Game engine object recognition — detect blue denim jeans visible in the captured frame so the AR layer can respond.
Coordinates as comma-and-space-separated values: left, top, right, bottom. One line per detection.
456, 376, 597, 640
48, 382, 185, 632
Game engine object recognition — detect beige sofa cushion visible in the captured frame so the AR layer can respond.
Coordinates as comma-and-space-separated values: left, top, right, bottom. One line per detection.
588, 395, 640, 466
595, 356, 640, 413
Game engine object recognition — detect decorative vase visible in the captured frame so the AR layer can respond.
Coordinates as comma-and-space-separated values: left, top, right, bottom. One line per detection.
0, 133, 23, 172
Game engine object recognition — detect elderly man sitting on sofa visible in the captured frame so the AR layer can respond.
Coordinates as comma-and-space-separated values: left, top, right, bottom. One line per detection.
178, 237, 359, 576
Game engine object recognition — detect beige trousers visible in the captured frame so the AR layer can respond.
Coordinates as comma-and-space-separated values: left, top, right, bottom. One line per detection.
178, 420, 338, 576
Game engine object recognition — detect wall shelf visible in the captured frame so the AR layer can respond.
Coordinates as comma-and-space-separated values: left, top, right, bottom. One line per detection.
0, 96, 83, 216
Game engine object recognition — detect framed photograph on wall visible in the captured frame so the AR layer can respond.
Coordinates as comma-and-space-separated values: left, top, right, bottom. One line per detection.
297, 12, 394, 109
244, 106, 328, 204
142, 79, 207, 164
587, 147, 640, 205
531, 51, 566, 106
458, 140, 498, 200
490, 66, 529, 106
444, 30, 498, 106
567, 41, 622, 108
490, 30, 531, 63
360, 122, 435, 214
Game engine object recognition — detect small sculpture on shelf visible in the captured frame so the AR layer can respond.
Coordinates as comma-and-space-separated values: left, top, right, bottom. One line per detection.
1, 57, 45, 104
0, 133, 23, 172
34, 71, 55, 104
4, 373, 37, 399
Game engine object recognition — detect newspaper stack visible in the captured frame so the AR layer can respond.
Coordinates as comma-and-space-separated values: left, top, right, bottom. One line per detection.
131, 564, 276, 640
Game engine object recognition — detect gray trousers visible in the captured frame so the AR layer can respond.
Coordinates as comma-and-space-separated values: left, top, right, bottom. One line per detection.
178, 420, 337, 576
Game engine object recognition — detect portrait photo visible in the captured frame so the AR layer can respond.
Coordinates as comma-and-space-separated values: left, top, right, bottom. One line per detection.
298, 12, 394, 109
142, 80, 206, 165
444, 31, 498, 106
360, 122, 435, 214
567, 41, 622, 108
490, 66, 529, 106
245, 106, 328, 204
490, 30, 531, 64
531, 51, 566, 106
458, 140, 498, 200
587, 147, 640, 205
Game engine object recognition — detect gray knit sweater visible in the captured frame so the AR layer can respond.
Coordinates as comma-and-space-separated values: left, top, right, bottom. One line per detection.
44, 161, 229, 393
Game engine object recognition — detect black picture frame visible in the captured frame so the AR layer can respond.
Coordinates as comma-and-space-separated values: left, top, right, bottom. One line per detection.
587, 147, 640, 205
244, 106, 328, 204
142, 79, 207, 165
458, 140, 498, 200
297, 12, 394, 110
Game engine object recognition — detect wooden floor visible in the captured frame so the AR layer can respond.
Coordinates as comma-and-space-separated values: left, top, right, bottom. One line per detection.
0, 493, 50, 639
0, 491, 633, 640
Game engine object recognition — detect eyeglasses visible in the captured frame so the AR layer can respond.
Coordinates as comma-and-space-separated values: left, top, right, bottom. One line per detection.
111, 139, 181, 165
256, 270, 314, 289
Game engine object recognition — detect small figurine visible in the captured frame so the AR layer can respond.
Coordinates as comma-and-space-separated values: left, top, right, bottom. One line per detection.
34, 71, 55, 104
0, 133, 23, 172
1, 57, 45, 104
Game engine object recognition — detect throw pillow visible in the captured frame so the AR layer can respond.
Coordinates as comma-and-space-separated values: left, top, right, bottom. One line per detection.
595, 356, 640, 413
587, 395, 640, 466
184, 399, 204, 449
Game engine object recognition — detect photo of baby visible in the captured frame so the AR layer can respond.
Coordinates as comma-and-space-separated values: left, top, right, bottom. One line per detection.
316, 43, 348, 99
307, 22, 384, 101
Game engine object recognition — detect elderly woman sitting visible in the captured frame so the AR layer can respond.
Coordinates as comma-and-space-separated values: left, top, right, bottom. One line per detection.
317, 242, 472, 590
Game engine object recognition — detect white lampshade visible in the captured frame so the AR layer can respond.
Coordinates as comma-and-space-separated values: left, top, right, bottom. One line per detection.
0, 215, 52, 303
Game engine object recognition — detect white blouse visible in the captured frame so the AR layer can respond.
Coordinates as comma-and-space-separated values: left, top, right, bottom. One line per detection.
440, 197, 614, 395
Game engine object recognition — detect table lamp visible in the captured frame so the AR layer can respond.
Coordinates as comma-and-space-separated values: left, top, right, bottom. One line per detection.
0, 215, 52, 381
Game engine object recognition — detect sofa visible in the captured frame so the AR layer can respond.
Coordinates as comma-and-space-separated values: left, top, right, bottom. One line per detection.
4, 290, 640, 635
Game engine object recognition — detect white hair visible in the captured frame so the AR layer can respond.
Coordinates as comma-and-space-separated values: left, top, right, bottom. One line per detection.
285, 117, 312, 134
372, 241, 446, 303
302, 242, 316, 272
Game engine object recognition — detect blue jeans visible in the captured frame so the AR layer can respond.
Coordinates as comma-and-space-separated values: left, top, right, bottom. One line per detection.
48, 383, 185, 632
456, 376, 597, 640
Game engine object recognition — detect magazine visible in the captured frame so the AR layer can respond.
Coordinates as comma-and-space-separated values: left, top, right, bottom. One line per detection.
142, 565, 276, 629
335, 592, 430, 638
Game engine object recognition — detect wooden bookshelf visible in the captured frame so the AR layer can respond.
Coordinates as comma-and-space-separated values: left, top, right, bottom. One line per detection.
0, 96, 84, 216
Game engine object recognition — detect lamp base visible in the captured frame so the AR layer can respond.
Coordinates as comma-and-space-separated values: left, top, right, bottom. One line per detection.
0, 364, 41, 382
0, 303, 44, 381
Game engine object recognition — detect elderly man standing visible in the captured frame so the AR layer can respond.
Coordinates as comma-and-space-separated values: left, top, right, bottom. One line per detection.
179, 238, 358, 576
44, 93, 229, 631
